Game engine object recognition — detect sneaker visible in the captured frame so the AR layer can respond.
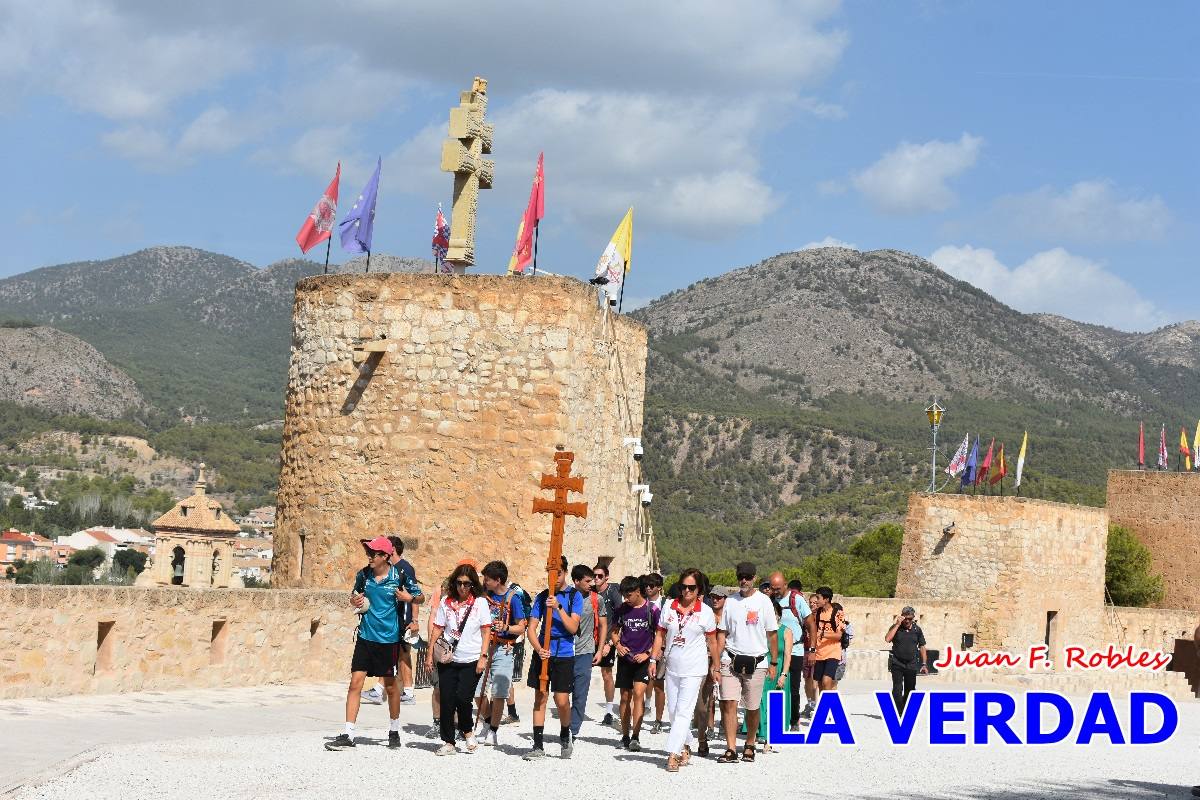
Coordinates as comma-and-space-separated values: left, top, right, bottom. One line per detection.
388, 731, 401, 749
425, 724, 440, 740
484, 729, 499, 747
360, 687, 384, 705
800, 702, 815, 720
324, 733, 355, 751
499, 714, 516, 725
435, 743, 456, 756
400, 693, 416, 706
523, 747, 547, 761
788, 722, 800, 732
628, 738, 642, 752
602, 712, 613, 726
620, 735, 630, 749
650, 721, 663, 735
464, 734, 480, 753
560, 737, 573, 759
473, 720, 489, 739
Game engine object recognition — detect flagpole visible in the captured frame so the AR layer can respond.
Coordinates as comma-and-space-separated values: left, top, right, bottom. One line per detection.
531, 223, 539, 277
323, 234, 332, 275
365, 250, 371, 274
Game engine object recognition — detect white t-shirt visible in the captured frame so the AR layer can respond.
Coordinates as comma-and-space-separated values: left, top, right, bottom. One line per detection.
434, 596, 492, 663
658, 600, 717, 677
717, 590, 778, 658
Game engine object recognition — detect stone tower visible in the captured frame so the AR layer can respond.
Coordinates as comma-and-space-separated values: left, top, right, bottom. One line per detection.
142, 464, 240, 588
272, 273, 657, 593
1107, 469, 1200, 611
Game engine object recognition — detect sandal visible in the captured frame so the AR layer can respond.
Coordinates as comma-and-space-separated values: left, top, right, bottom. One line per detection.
716, 748, 739, 763
742, 744, 756, 762
666, 754, 681, 773
681, 744, 692, 766
696, 738, 709, 758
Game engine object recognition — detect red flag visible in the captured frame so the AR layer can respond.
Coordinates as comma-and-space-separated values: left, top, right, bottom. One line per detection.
1138, 422, 1145, 467
989, 443, 1007, 484
507, 153, 545, 274
296, 163, 340, 254
976, 437, 995, 485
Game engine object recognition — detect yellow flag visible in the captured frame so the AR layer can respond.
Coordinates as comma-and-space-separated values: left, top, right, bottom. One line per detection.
592, 207, 634, 287
1014, 430, 1028, 488
1192, 420, 1199, 469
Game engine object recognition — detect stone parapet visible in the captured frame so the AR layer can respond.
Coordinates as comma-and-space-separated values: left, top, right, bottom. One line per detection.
1107, 469, 1200, 611
0, 586, 353, 699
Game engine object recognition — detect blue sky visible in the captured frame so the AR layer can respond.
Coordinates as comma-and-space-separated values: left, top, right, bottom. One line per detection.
1, 1, 1195, 331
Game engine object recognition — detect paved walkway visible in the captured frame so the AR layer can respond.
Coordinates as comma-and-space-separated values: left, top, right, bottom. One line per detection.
3, 679, 1197, 799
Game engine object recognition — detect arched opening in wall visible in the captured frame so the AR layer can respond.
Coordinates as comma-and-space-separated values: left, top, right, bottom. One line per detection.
1045, 610, 1060, 660
211, 550, 222, 587
210, 619, 229, 665
171, 546, 186, 585
298, 533, 307, 583
95, 620, 115, 673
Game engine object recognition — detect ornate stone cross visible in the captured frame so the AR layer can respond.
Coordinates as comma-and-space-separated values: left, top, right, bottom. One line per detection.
439, 76, 494, 273
531, 448, 588, 691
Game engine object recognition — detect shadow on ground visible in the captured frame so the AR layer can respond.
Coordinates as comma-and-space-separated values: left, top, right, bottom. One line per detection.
865, 779, 1190, 799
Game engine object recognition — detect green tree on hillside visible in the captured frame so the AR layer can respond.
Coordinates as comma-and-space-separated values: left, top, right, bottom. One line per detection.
1105, 524, 1164, 607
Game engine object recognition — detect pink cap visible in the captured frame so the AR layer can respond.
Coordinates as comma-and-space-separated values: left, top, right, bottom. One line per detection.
363, 536, 395, 555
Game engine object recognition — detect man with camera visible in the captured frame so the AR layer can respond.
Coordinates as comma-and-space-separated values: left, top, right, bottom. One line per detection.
714, 561, 778, 763
884, 605, 928, 712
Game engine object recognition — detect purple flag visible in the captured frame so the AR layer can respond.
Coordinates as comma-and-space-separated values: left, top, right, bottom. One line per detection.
960, 437, 979, 488
339, 158, 381, 254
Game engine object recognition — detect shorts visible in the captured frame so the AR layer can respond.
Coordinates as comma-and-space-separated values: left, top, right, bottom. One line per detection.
476, 643, 516, 698
719, 660, 767, 710
615, 657, 651, 689
350, 637, 400, 678
813, 657, 840, 682
526, 651, 574, 694
598, 645, 616, 669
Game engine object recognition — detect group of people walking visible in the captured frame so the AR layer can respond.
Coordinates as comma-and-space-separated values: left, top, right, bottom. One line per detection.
324, 536, 926, 771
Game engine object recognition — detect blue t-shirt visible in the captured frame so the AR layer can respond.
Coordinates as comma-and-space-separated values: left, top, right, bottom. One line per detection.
397, 558, 417, 626
487, 586, 528, 643
353, 565, 423, 644
780, 591, 812, 657
530, 588, 585, 658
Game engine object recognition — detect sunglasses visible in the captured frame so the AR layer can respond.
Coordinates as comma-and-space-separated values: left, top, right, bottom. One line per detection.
454, 579, 473, 587
736, 574, 754, 581
368, 551, 386, 559
593, 573, 606, 579
679, 583, 699, 592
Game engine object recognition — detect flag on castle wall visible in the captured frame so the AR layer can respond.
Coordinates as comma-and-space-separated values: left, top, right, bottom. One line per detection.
432, 204, 450, 273
975, 438, 995, 485
1014, 431, 1028, 489
296, 163, 340, 253
507, 152, 545, 275
1137, 421, 1145, 468
1158, 424, 1168, 469
1180, 427, 1191, 471
339, 158, 381, 254
591, 207, 634, 287
946, 435, 970, 477
961, 438, 979, 488
989, 443, 1007, 485
1192, 420, 1199, 470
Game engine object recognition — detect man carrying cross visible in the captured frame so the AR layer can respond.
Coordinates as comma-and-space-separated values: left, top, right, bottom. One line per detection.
524, 554, 583, 759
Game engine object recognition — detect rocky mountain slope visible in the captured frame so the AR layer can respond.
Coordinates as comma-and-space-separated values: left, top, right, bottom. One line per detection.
0, 325, 144, 419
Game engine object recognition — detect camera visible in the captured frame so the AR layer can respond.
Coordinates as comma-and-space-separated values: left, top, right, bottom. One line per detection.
641, 490, 653, 507
625, 437, 643, 461
633, 443, 644, 461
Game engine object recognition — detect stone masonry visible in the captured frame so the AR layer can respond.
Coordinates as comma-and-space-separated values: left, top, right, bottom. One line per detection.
1107, 469, 1200, 612
272, 273, 656, 595
896, 494, 1108, 653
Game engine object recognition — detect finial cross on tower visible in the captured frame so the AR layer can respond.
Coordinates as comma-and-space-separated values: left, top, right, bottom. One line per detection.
439, 76, 493, 273
531, 448, 587, 692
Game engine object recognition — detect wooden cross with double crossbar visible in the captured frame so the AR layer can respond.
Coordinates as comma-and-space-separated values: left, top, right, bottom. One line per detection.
531, 448, 588, 692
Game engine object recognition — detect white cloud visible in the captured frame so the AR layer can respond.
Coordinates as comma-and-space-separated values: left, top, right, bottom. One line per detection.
994, 180, 1171, 243
853, 133, 982, 214
929, 244, 1169, 332
801, 236, 857, 250
100, 126, 172, 164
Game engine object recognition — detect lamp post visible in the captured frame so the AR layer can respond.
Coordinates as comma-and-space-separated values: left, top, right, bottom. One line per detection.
925, 400, 945, 493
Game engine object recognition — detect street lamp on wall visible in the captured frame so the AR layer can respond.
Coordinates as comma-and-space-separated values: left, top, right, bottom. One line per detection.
925, 400, 945, 493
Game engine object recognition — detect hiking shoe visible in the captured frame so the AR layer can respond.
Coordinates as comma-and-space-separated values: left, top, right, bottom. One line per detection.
388, 731, 401, 749
628, 738, 642, 752
620, 735, 630, 749
523, 747, 547, 761
560, 737, 573, 759
360, 687, 384, 705
602, 712, 614, 726
324, 733, 355, 751
435, 743, 456, 756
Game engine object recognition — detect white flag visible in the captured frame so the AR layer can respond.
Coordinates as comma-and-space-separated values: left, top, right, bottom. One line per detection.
946, 435, 970, 477
1013, 431, 1028, 489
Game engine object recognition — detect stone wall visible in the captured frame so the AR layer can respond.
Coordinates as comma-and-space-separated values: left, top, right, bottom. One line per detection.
1104, 605, 1197, 653
0, 586, 353, 699
1106, 469, 1200, 612
835, 596, 975, 653
273, 274, 655, 596
896, 494, 1108, 652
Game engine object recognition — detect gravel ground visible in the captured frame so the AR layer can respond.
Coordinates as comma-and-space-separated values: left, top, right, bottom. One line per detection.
10, 682, 1198, 800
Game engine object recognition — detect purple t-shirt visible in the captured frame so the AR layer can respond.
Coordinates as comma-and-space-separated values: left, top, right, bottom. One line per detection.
614, 601, 659, 661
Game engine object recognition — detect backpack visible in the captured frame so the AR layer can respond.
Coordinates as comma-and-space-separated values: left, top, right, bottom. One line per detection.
589, 591, 601, 648
788, 591, 809, 649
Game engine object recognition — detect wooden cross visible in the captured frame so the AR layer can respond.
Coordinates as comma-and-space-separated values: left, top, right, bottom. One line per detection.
531, 448, 588, 692
439, 76, 494, 272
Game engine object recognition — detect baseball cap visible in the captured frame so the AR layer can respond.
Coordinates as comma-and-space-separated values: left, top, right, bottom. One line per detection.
901, 606, 916, 617
362, 536, 395, 555
708, 586, 736, 598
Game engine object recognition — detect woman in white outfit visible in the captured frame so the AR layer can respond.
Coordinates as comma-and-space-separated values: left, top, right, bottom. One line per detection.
650, 568, 722, 773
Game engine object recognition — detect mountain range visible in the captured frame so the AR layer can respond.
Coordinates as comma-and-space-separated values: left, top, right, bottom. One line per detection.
0, 245, 1192, 570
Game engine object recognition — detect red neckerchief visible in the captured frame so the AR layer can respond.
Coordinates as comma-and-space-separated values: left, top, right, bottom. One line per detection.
670, 598, 702, 634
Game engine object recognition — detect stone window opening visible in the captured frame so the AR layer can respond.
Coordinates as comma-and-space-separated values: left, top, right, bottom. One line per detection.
95, 621, 115, 673
171, 546, 186, 586
210, 620, 229, 665
181, 506, 189, 518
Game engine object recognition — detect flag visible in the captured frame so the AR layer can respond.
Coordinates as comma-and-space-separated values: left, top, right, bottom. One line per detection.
961, 438, 979, 488
1158, 424, 1168, 470
976, 438, 995, 485
591, 207, 634, 287
1014, 431, 1028, 489
1180, 427, 1191, 471
1137, 422, 1145, 467
507, 153, 545, 275
946, 434, 970, 477
1193, 420, 1200, 470
339, 158, 381, 254
432, 204, 450, 273
295, 163, 340, 253
989, 443, 1007, 485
